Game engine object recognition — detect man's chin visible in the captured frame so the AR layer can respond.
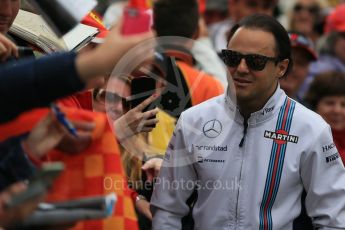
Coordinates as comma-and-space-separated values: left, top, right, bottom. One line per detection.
235, 91, 253, 103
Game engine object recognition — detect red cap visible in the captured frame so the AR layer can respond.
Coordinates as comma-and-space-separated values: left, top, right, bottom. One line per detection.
288, 32, 317, 60
324, 4, 345, 33
81, 12, 109, 43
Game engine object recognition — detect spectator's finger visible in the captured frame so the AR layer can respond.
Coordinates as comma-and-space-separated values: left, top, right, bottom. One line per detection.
135, 93, 159, 112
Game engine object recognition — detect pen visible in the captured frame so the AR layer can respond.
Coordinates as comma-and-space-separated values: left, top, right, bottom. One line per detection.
51, 103, 78, 138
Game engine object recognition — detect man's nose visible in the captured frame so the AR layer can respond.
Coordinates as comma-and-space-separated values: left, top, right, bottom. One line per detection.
236, 58, 250, 74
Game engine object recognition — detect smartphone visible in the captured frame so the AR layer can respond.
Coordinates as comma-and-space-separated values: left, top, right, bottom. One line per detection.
130, 76, 157, 112
5, 162, 65, 209
122, 7, 152, 35
31, 162, 65, 185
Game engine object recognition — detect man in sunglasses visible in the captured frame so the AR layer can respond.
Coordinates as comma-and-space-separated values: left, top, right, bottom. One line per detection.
151, 14, 345, 229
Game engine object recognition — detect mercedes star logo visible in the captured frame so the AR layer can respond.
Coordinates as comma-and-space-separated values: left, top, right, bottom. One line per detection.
203, 119, 222, 138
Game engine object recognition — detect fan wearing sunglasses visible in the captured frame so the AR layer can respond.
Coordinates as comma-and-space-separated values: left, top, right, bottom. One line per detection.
151, 14, 345, 230
92, 76, 160, 139
288, 0, 322, 42
92, 75, 177, 226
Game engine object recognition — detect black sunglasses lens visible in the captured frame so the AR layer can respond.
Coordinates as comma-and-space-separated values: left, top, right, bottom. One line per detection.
294, 4, 302, 12
294, 4, 318, 14
309, 6, 319, 14
245, 55, 268, 71
105, 92, 122, 104
222, 50, 273, 71
222, 50, 242, 67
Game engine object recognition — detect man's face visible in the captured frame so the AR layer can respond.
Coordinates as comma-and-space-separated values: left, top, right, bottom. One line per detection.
0, 0, 20, 34
280, 48, 312, 98
226, 27, 288, 106
229, 0, 275, 22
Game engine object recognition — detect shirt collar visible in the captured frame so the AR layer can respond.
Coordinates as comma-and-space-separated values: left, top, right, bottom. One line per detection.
224, 84, 287, 125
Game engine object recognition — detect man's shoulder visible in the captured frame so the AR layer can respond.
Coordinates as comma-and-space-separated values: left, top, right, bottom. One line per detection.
181, 94, 225, 117
291, 98, 329, 130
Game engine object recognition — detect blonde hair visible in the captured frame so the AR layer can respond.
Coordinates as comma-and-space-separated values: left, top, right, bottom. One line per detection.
119, 133, 158, 190
107, 75, 157, 189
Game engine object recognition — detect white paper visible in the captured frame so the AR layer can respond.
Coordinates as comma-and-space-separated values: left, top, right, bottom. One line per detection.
62, 23, 98, 51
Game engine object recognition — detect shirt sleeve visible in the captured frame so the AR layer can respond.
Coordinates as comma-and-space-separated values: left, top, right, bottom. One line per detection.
150, 114, 197, 230
0, 52, 85, 123
300, 125, 345, 229
0, 135, 37, 191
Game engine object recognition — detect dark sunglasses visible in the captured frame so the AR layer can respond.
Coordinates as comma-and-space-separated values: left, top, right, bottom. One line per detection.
94, 88, 130, 108
221, 49, 279, 71
293, 4, 319, 14
245, 0, 274, 9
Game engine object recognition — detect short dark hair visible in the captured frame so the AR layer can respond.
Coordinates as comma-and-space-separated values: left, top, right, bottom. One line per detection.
229, 14, 293, 77
153, 0, 199, 38
304, 71, 345, 110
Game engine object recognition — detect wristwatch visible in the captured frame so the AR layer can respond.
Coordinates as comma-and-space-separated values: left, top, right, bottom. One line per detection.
135, 195, 147, 202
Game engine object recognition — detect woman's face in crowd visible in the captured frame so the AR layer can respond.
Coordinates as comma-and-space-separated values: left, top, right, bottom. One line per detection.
229, 0, 274, 22
291, 0, 319, 36
93, 77, 131, 121
317, 95, 345, 131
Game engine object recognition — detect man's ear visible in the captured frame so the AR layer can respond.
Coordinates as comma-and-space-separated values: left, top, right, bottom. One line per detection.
277, 59, 289, 79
